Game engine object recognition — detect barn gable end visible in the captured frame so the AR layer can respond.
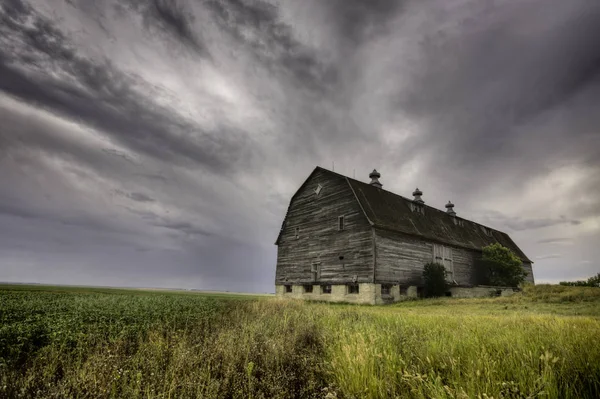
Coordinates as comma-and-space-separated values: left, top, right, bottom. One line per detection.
275, 168, 374, 286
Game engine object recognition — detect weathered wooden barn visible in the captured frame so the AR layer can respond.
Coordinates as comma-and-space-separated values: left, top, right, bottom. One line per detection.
275, 167, 534, 304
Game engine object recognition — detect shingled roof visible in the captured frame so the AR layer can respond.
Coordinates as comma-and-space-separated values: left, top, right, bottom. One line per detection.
277, 166, 531, 262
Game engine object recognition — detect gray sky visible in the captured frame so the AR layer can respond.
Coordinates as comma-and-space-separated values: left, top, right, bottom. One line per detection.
1, 0, 599, 292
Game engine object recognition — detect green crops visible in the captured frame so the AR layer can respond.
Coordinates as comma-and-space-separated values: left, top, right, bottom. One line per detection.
1, 284, 599, 398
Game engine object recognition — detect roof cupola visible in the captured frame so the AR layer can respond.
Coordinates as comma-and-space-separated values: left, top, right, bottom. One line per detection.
445, 200, 456, 216
369, 169, 382, 188
412, 187, 424, 203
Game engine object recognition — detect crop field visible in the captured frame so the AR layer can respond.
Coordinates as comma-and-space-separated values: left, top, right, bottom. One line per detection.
1, 284, 599, 399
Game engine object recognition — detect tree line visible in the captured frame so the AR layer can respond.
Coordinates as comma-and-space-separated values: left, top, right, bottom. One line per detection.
559, 273, 600, 287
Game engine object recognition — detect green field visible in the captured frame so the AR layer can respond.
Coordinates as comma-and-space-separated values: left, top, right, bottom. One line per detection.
1, 284, 599, 398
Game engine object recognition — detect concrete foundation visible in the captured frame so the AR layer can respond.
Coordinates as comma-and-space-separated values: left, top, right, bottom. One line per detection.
276, 284, 519, 304
276, 283, 416, 305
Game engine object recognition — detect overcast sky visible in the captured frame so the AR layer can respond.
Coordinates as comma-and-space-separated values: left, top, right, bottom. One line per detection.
1, 0, 599, 292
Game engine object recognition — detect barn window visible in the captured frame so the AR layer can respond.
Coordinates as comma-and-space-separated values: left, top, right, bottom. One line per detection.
294, 227, 299, 239
347, 284, 359, 294
399, 286, 408, 295
284, 285, 292, 293
303, 284, 313, 293
410, 203, 425, 215
338, 215, 345, 230
381, 284, 392, 296
314, 184, 323, 196
321, 285, 332, 294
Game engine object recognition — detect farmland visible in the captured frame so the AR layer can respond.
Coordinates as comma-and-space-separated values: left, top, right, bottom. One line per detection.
1, 284, 599, 398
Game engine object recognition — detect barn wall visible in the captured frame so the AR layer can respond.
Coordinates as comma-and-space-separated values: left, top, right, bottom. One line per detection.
373, 229, 433, 285
523, 262, 535, 284
451, 246, 480, 286
275, 169, 373, 285
374, 229, 483, 286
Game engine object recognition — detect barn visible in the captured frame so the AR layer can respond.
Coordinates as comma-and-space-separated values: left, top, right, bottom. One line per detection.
275, 166, 534, 304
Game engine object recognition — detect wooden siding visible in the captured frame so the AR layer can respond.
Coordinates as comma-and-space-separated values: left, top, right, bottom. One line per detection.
375, 229, 483, 286
275, 170, 373, 284
451, 246, 479, 286
374, 229, 433, 285
523, 262, 535, 284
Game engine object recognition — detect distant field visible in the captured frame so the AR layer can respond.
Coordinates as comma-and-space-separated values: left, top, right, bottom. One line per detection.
0, 283, 273, 298
1, 284, 599, 398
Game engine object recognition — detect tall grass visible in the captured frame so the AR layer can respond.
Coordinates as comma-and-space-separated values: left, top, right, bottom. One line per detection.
1, 286, 599, 398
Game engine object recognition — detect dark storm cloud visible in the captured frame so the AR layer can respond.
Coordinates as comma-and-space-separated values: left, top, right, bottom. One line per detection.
153, 221, 212, 237
392, 0, 600, 178
0, 202, 42, 221
1, 0, 599, 290
206, 0, 336, 92
0, 200, 124, 236
0, 0, 251, 174
121, 206, 216, 238
136, 173, 169, 183
114, 189, 156, 203
102, 149, 137, 164
127, 192, 156, 203
321, 0, 401, 44
120, 0, 209, 56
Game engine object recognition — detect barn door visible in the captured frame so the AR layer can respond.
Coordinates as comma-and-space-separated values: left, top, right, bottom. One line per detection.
311, 262, 321, 281
309, 235, 321, 281
433, 244, 454, 282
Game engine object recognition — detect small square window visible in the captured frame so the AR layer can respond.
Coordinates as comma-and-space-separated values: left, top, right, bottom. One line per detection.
314, 184, 323, 196
321, 285, 332, 294
348, 284, 359, 294
284, 285, 292, 293
399, 286, 408, 295
381, 284, 392, 296
303, 284, 313, 293
338, 216, 345, 231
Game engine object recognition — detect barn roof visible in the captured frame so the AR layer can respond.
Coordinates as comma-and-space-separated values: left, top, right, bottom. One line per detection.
276, 166, 531, 262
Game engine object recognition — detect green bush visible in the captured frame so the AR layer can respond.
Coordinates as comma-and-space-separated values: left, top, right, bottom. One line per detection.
423, 262, 447, 297
476, 243, 527, 287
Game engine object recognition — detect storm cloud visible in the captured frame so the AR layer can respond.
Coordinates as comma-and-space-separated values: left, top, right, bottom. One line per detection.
1, 0, 599, 291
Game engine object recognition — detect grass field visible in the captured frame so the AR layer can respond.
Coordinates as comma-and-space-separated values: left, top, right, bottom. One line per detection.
1, 284, 599, 398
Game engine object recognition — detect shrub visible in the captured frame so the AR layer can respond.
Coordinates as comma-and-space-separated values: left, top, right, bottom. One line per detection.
475, 243, 527, 287
423, 262, 447, 297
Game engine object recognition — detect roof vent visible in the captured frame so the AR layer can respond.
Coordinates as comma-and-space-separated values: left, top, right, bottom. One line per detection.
412, 188, 424, 203
369, 169, 382, 188
445, 200, 456, 216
